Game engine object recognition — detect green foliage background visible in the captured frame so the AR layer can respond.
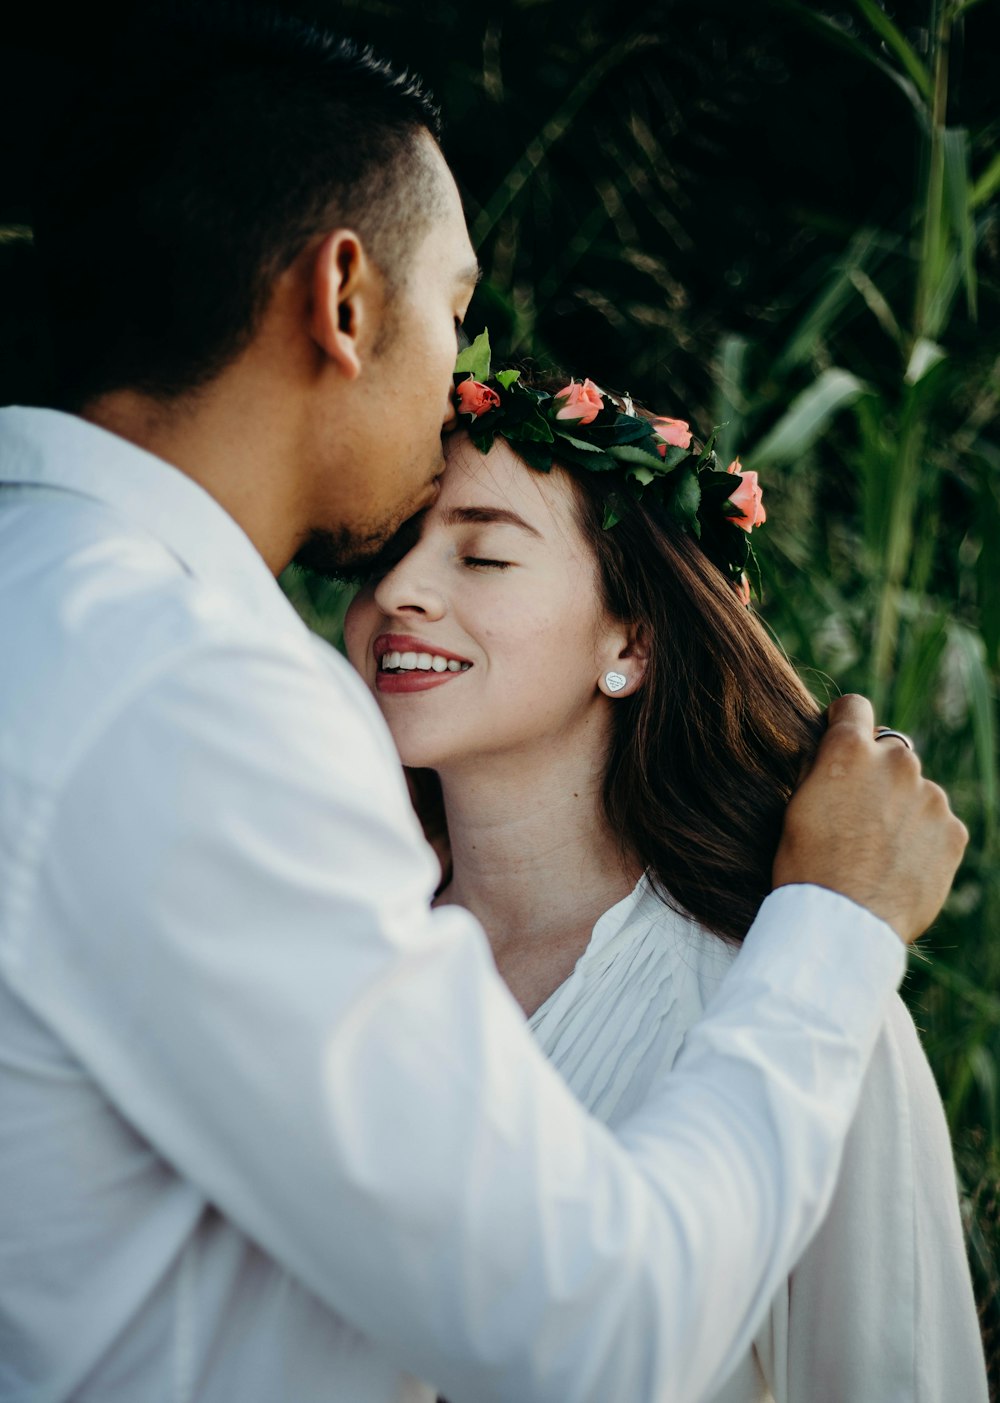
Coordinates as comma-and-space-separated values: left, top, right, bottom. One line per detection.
2, 0, 998, 1383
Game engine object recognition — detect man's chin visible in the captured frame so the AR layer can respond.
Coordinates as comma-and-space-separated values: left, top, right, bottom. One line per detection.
294, 490, 437, 581
291, 528, 390, 582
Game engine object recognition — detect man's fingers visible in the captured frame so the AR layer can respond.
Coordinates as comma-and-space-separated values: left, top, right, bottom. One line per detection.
825, 693, 876, 736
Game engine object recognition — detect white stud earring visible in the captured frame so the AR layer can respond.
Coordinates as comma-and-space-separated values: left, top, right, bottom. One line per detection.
605, 671, 627, 693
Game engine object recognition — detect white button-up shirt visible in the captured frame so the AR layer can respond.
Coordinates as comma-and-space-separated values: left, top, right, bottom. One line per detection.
0, 406, 906, 1403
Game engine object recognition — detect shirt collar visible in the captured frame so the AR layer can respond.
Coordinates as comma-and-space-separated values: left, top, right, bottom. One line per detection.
0, 405, 304, 632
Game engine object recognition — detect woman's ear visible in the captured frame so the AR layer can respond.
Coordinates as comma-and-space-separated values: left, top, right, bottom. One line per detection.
597, 623, 650, 698
310, 229, 379, 380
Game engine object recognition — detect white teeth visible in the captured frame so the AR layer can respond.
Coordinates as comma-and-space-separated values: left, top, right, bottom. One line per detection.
379, 649, 472, 673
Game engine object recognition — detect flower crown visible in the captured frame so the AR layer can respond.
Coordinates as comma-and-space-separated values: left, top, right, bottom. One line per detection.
453, 330, 766, 604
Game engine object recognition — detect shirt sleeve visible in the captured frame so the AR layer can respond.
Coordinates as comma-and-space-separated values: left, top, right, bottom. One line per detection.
755, 994, 989, 1403
13, 637, 907, 1403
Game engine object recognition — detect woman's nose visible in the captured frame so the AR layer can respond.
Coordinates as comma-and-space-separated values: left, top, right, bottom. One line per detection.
372, 557, 446, 620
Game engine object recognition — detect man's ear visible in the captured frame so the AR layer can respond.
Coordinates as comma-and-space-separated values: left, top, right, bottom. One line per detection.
597, 622, 650, 698
310, 229, 380, 380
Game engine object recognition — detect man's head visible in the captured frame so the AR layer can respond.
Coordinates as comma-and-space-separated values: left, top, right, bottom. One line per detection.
33, 5, 479, 573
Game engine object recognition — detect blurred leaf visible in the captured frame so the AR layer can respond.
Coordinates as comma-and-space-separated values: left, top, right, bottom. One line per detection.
852, 0, 934, 100
470, 30, 656, 248
713, 333, 750, 468
949, 621, 999, 843
893, 610, 949, 735
971, 148, 1000, 208
942, 126, 978, 318
904, 336, 947, 384
780, 1, 930, 117
772, 228, 883, 376
975, 449, 1000, 668
750, 369, 868, 466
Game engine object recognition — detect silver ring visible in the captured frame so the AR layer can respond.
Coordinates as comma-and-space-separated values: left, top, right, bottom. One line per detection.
874, 727, 914, 751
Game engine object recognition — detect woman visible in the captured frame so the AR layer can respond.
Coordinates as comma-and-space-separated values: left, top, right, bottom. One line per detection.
344, 351, 988, 1400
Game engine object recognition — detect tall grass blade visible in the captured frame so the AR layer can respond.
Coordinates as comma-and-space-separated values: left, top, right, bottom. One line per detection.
750, 369, 868, 466
851, 0, 934, 100
949, 621, 999, 843
471, 32, 655, 248
971, 149, 1000, 209
773, 228, 882, 375
942, 126, 978, 318
713, 334, 750, 467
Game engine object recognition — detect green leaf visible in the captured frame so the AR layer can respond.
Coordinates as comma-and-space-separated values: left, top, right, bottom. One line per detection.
558, 432, 607, 453
555, 445, 620, 472
468, 424, 497, 455
454, 329, 491, 381
517, 441, 554, 473
660, 444, 692, 470
669, 469, 702, 535
627, 465, 656, 486
495, 368, 521, 389
607, 443, 666, 467
500, 399, 555, 443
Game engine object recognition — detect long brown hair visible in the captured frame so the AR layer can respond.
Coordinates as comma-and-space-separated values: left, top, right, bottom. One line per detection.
568, 475, 823, 942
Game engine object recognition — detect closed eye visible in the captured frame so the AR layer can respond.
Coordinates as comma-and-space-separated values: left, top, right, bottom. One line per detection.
463, 557, 511, 571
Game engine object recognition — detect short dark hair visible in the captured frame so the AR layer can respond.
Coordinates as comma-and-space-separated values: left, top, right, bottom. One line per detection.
32, 5, 444, 407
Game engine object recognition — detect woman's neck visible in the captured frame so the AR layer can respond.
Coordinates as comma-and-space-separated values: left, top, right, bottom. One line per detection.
437, 746, 642, 1015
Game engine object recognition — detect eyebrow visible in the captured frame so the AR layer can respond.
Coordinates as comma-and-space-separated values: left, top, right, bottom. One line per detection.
443, 505, 543, 539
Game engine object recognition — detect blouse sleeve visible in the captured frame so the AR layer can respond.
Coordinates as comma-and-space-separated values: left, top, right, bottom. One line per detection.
756, 993, 989, 1403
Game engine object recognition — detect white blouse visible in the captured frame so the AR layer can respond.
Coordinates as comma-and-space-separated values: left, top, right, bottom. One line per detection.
531, 878, 989, 1402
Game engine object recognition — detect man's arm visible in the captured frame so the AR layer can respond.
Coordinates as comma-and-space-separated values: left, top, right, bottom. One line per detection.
11, 650, 958, 1403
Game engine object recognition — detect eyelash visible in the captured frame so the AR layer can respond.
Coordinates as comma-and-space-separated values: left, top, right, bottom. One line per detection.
462, 557, 511, 571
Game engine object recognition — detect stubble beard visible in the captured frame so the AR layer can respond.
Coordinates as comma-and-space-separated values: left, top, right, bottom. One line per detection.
292, 470, 438, 581
292, 522, 396, 581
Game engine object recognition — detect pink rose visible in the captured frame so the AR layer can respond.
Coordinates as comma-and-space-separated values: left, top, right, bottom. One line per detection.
456, 379, 501, 417
726, 459, 766, 531
651, 416, 693, 456
553, 378, 604, 425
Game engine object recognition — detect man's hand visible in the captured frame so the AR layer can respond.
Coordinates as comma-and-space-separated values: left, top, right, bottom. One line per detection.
773, 694, 969, 944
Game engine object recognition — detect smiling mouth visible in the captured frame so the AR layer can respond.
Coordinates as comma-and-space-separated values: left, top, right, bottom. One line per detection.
380, 650, 471, 675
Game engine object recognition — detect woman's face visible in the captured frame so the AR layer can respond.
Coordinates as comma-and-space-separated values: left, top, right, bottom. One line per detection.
344, 434, 631, 773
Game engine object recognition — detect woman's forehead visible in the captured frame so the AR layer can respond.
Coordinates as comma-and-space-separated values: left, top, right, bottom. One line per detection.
440, 434, 576, 531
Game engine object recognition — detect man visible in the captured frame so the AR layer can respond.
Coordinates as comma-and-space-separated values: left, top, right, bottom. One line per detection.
0, 9, 968, 1402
